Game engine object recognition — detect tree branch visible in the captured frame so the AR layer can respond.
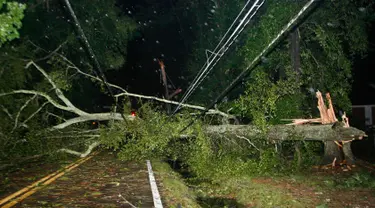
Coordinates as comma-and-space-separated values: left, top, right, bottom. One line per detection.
25, 61, 88, 116
53, 52, 234, 119
0, 90, 71, 112
12, 95, 37, 131
58, 141, 100, 158
46, 112, 67, 121
235, 134, 260, 151
51, 113, 134, 129
1, 105, 14, 120
116, 92, 234, 118
20, 101, 49, 127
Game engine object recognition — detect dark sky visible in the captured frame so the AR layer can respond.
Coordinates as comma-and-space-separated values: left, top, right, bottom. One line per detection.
114, 0, 188, 98
113, 0, 375, 106
351, 21, 375, 105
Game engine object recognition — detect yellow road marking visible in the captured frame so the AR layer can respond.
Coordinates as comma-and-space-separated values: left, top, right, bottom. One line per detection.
1, 151, 99, 208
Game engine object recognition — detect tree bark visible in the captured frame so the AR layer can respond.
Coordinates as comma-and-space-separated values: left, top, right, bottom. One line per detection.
322, 141, 343, 165
342, 142, 355, 165
290, 29, 301, 75
205, 124, 366, 165
205, 124, 366, 142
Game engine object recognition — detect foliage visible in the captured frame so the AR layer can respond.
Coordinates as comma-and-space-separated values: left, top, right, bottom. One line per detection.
151, 160, 200, 208
181, 0, 249, 104
100, 104, 322, 180
21, 0, 136, 70
100, 102, 209, 164
195, 176, 307, 208
339, 172, 375, 189
0, 0, 26, 46
0, 0, 136, 159
233, 67, 301, 130
183, 0, 374, 122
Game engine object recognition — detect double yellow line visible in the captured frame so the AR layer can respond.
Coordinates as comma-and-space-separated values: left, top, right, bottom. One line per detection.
0, 151, 99, 208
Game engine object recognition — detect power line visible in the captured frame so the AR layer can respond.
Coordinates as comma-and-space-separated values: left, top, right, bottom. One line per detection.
61, 0, 127, 120
179, 0, 322, 133
174, 0, 259, 113
172, 0, 265, 115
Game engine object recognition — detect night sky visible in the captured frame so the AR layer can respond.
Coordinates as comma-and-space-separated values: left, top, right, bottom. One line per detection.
113, 0, 189, 98
351, 21, 375, 105
110, 0, 375, 106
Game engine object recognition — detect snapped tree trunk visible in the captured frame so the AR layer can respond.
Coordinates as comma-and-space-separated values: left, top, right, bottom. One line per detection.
205, 124, 366, 165
322, 141, 343, 165
342, 142, 355, 165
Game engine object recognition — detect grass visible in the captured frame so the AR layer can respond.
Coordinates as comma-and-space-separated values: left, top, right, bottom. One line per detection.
195, 176, 308, 208
151, 160, 200, 208
151, 160, 312, 207
151, 160, 375, 207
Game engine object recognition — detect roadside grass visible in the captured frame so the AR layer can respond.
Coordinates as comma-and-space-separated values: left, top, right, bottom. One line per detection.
194, 176, 308, 208
152, 160, 311, 207
151, 160, 200, 208
152, 160, 375, 208
282, 170, 375, 190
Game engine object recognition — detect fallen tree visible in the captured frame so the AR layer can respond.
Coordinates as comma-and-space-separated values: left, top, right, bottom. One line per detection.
206, 123, 366, 165
206, 124, 366, 142
0, 55, 367, 167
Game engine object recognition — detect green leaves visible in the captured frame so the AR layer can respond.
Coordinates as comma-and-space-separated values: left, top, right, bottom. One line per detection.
0, 0, 26, 46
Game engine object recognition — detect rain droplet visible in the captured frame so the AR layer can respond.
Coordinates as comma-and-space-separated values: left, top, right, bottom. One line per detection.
204, 22, 208, 26
156, 40, 160, 44
128, 11, 132, 14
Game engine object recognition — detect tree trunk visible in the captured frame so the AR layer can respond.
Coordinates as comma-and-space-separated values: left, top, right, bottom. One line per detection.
290, 29, 301, 75
343, 142, 355, 165
322, 141, 343, 165
205, 124, 366, 142
294, 141, 302, 168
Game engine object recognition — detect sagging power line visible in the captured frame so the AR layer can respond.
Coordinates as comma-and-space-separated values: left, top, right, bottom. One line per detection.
173, 0, 265, 115
179, 0, 322, 133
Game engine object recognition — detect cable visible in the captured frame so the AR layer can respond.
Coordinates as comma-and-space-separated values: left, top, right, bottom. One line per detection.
175, 0, 255, 111
173, 0, 265, 114
61, 0, 127, 121
184, 1, 265, 104
179, 0, 322, 133
175, 0, 258, 113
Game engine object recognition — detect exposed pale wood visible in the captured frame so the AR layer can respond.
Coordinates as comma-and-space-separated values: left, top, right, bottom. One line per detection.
325, 93, 337, 123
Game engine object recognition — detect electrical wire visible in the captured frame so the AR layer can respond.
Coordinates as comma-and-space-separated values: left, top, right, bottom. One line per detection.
179, 0, 322, 133
61, 0, 127, 121
173, 0, 265, 114
175, 0, 258, 113
185, 1, 265, 104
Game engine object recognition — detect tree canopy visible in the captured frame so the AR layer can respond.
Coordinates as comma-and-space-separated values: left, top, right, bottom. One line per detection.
0, 0, 26, 46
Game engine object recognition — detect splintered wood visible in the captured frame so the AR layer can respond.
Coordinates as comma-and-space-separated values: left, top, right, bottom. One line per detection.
286, 91, 338, 125
317, 91, 337, 124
